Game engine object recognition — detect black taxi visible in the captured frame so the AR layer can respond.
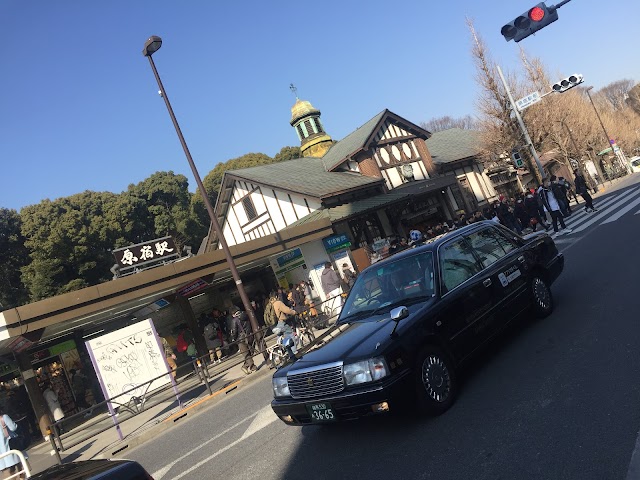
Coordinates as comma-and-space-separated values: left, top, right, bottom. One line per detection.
271, 221, 564, 425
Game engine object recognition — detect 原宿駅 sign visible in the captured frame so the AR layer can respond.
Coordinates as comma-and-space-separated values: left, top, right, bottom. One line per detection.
112, 236, 179, 270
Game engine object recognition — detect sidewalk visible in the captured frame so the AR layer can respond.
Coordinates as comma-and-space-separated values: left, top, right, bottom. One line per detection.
25, 340, 273, 474
25, 322, 340, 475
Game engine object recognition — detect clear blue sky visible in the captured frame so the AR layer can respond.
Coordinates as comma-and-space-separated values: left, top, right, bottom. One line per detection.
1, 0, 638, 210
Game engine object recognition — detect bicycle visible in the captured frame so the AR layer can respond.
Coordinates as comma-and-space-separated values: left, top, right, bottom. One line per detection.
267, 332, 296, 369
292, 312, 316, 347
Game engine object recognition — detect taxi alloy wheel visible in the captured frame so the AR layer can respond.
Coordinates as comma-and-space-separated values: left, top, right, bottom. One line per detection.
531, 275, 553, 318
415, 346, 457, 415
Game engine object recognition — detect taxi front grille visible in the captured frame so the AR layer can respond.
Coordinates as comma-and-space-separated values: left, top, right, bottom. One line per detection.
287, 364, 344, 399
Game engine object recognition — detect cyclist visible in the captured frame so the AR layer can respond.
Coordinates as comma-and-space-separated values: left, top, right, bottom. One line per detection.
271, 294, 297, 336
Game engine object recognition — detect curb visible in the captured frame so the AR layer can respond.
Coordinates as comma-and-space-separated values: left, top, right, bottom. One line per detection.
104, 363, 273, 458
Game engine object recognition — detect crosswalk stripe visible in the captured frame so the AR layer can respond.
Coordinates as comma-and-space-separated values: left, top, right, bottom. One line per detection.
635, 210, 640, 216
563, 195, 617, 227
601, 195, 640, 224
568, 188, 640, 234
562, 187, 637, 228
563, 192, 622, 226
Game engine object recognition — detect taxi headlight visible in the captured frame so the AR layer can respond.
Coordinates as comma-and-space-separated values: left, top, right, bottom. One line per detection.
272, 376, 290, 397
343, 357, 389, 386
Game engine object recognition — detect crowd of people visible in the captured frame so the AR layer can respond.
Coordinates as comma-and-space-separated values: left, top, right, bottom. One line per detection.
390, 171, 597, 249
160, 279, 330, 377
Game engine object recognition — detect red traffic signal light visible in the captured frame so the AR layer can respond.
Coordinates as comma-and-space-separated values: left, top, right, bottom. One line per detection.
501, 2, 559, 42
529, 6, 545, 22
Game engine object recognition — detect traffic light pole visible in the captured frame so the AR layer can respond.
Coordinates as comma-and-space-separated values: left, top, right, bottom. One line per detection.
496, 65, 546, 184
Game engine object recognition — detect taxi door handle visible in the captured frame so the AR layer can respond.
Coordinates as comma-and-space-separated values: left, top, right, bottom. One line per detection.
483, 279, 492, 288
518, 255, 525, 263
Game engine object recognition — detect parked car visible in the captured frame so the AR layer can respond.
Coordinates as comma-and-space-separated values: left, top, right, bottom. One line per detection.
630, 156, 640, 173
29, 459, 153, 479
271, 221, 564, 425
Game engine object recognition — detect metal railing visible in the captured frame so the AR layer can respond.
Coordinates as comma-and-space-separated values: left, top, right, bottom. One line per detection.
0, 450, 31, 479
45, 293, 348, 463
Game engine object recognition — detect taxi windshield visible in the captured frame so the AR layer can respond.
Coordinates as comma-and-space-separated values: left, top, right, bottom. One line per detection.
340, 251, 434, 321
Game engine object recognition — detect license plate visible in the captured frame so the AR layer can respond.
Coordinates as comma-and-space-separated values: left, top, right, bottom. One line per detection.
306, 402, 336, 422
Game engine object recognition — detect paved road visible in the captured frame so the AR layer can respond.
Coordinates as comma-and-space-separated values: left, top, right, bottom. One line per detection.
127, 176, 640, 480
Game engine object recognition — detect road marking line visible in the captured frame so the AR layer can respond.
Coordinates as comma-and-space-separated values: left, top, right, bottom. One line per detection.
560, 192, 620, 228
568, 188, 640, 234
167, 406, 278, 480
635, 209, 640, 215
162, 380, 242, 423
152, 408, 258, 480
563, 190, 627, 227
601, 195, 640, 224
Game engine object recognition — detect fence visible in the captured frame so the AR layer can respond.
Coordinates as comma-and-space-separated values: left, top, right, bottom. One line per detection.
0, 450, 31, 479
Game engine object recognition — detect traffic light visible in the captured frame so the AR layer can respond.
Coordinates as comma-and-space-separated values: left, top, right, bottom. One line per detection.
501, 2, 559, 42
552, 74, 584, 93
511, 149, 525, 168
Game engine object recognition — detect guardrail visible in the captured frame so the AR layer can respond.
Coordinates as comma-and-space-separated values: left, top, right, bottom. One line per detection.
0, 449, 31, 479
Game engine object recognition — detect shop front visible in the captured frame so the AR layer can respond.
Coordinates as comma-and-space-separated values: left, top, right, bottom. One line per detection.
31, 339, 91, 418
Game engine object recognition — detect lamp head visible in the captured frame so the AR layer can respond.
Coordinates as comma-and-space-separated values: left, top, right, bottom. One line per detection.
143, 35, 163, 57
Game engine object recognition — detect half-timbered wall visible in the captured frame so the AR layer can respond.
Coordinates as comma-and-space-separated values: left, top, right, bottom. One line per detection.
221, 180, 322, 247
453, 164, 497, 205
353, 118, 436, 190
374, 138, 430, 189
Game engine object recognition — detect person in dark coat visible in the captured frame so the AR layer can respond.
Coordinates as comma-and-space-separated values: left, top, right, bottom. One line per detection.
496, 196, 522, 234
513, 197, 530, 231
524, 190, 550, 231
573, 169, 597, 212
227, 307, 256, 375
550, 175, 571, 216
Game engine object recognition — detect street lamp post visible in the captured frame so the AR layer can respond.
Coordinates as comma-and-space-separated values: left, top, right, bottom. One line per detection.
142, 36, 265, 358
585, 86, 631, 175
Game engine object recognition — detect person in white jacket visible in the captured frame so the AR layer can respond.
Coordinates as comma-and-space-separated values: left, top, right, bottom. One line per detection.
43, 382, 65, 435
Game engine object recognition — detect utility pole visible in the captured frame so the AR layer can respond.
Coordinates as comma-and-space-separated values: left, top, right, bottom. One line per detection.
585, 86, 631, 175
497, 65, 546, 184
558, 119, 604, 186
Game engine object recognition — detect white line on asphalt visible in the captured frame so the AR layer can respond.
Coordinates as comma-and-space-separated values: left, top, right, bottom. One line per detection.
563, 189, 631, 227
635, 209, 640, 215
560, 192, 621, 227
567, 188, 640, 234
601, 195, 640, 224
167, 406, 279, 480
626, 427, 640, 480
151, 411, 259, 480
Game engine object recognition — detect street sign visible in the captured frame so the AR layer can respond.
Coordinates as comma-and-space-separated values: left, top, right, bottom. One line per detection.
515, 91, 541, 112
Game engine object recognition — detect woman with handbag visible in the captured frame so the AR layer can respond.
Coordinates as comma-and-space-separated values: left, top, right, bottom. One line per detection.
0, 407, 27, 479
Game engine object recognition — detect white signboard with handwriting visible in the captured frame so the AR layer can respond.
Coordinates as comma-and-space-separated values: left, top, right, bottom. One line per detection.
86, 319, 170, 406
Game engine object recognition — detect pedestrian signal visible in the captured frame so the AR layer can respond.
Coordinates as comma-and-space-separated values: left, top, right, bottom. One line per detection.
512, 150, 525, 169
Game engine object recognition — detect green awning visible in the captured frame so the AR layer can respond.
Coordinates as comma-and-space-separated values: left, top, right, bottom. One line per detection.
597, 147, 613, 156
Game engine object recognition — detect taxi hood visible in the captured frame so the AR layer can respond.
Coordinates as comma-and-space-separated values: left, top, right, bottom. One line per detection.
282, 299, 434, 374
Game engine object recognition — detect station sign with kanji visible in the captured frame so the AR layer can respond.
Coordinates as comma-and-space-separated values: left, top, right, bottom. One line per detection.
112, 236, 179, 269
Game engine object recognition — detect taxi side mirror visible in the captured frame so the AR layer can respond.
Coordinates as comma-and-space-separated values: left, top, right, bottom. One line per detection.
390, 306, 408, 337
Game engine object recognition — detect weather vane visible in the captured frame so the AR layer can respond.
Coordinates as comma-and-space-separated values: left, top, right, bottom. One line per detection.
289, 83, 298, 99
